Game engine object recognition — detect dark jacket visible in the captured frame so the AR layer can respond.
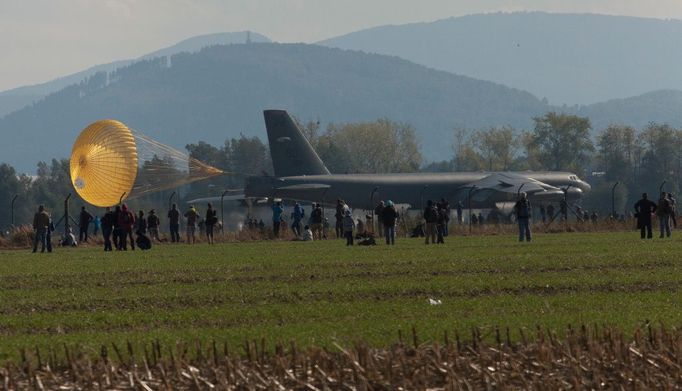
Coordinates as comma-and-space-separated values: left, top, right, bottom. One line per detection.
437, 209, 447, 225
168, 209, 180, 225
423, 206, 438, 223
79, 210, 93, 227
136, 217, 148, 234
311, 207, 323, 224
102, 211, 116, 231
657, 197, 672, 217
634, 199, 657, 224
206, 209, 217, 226
147, 213, 159, 228
381, 206, 399, 226
514, 198, 532, 219
33, 211, 50, 231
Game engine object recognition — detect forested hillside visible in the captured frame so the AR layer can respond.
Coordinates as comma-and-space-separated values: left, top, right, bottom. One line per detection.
576, 90, 682, 130
0, 42, 547, 172
0, 31, 270, 117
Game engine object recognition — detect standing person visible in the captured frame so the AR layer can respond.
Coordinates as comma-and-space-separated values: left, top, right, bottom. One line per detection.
291, 202, 305, 237
311, 203, 324, 240
78, 206, 93, 243
46, 215, 54, 253
184, 205, 199, 244
117, 204, 136, 250
147, 209, 160, 242
93, 215, 101, 237
205, 203, 217, 244
514, 192, 532, 242
335, 199, 345, 239
342, 210, 355, 246
374, 201, 385, 237
668, 192, 677, 228
271, 201, 284, 238
136, 210, 147, 235
657, 192, 672, 238
436, 204, 446, 244
112, 205, 122, 250
168, 204, 180, 243
440, 198, 451, 236
381, 200, 399, 245
540, 205, 547, 223
423, 200, 437, 245
456, 201, 463, 225
32, 205, 50, 253
101, 207, 115, 251
634, 193, 657, 239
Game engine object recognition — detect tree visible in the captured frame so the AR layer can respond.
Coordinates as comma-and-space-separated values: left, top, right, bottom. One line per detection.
472, 126, 519, 171
320, 119, 422, 173
0, 164, 31, 228
225, 135, 271, 176
451, 128, 484, 171
595, 125, 636, 184
531, 112, 594, 174
185, 141, 227, 170
636, 123, 682, 193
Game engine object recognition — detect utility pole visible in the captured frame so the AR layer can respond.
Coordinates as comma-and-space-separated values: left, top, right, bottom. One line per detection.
468, 186, 477, 234
10, 194, 17, 230
220, 190, 229, 234
611, 182, 620, 218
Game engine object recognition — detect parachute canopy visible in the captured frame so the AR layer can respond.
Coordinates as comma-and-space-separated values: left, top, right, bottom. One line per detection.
70, 119, 223, 207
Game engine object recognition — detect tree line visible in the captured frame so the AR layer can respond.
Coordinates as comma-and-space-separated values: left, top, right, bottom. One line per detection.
1, 112, 680, 230
426, 113, 681, 214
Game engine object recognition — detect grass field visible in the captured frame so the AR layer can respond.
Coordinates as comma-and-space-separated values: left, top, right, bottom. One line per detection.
0, 230, 680, 362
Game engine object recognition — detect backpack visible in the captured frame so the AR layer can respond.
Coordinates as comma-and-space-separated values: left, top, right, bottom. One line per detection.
357, 237, 376, 246
136, 234, 152, 250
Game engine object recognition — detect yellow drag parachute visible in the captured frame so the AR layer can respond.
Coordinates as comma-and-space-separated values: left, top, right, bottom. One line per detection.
70, 119, 223, 207
70, 120, 138, 207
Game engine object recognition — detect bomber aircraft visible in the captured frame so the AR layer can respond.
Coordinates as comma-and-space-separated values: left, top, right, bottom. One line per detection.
192, 110, 591, 211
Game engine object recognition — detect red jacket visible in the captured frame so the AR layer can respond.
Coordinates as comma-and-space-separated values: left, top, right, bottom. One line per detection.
117, 206, 135, 230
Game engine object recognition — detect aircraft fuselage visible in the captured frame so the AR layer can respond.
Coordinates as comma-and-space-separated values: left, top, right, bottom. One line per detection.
245, 171, 590, 210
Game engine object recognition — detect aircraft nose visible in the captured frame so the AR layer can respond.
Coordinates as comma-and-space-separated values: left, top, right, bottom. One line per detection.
578, 180, 591, 193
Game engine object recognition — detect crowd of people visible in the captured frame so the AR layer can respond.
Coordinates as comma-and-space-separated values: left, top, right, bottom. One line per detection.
28, 190, 679, 252
30, 202, 221, 253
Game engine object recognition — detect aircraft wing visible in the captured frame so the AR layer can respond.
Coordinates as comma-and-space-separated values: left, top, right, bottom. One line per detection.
275, 184, 331, 191
464, 172, 560, 195
186, 194, 248, 204
272, 183, 331, 201
186, 189, 251, 204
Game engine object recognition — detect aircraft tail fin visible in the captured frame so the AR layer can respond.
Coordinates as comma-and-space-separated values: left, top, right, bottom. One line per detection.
264, 110, 330, 177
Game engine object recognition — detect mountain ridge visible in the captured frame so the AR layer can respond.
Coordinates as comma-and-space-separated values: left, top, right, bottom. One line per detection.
319, 12, 682, 105
0, 43, 547, 172
1, 42, 681, 174
0, 31, 270, 118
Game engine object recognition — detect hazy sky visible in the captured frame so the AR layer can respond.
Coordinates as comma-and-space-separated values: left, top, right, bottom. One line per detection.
2, 0, 682, 91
